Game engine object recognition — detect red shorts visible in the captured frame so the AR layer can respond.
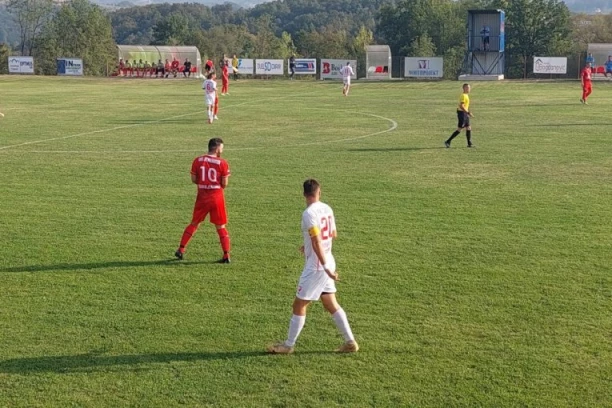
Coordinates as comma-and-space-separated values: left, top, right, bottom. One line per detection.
191, 191, 227, 225
583, 82, 592, 91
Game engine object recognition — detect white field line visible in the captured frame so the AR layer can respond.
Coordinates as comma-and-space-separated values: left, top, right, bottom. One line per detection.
22, 111, 397, 154
0, 89, 322, 151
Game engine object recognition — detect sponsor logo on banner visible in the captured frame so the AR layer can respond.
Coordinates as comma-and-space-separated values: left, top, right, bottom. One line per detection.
57, 58, 83, 76
321, 59, 357, 80
8, 56, 34, 74
237, 58, 254, 74
255, 59, 284, 75
533, 57, 567, 74
404, 57, 443, 78
292, 58, 316, 75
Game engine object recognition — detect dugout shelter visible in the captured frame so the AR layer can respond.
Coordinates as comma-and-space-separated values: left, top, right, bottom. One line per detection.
366, 45, 392, 80
116, 45, 202, 77
587, 43, 612, 77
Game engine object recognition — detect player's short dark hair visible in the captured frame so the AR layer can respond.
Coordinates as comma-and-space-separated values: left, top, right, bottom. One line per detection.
462, 83, 470, 88
303, 179, 320, 197
347, 62, 351, 65
208, 138, 224, 151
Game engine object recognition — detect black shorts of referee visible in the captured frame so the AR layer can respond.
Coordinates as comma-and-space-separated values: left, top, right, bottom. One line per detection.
457, 110, 470, 128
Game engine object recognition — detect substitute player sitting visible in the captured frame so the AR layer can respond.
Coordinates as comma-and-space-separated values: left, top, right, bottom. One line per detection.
604, 56, 612, 79
267, 179, 359, 354
175, 138, 231, 263
203, 72, 217, 124
340, 62, 354, 96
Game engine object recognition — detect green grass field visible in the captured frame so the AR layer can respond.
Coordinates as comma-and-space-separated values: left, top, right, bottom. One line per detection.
0, 76, 611, 407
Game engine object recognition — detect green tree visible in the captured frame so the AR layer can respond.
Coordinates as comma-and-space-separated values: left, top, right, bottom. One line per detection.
352, 25, 373, 78
35, 0, 116, 75
408, 33, 436, 57
0, 43, 11, 74
152, 13, 190, 45
7, 0, 53, 55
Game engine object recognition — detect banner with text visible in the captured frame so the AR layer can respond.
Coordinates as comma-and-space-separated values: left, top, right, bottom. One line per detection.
321, 59, 357, 80
57, 58, 83, 76
291, 58, 317, 75
8, 56, 34, 74
237, 58, 254, 75
256, 59, 284, 75
533, 57, 567, 74
404, 57, 443, 78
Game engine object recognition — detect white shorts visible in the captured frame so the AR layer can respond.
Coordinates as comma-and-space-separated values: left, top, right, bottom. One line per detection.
296, 267, 337, 301
343, 78, 351, 86
205, 95, 215, 106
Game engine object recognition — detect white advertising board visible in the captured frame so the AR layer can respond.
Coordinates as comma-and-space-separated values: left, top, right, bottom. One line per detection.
533, 57, 567, 74
291, 58, 317, 75
255, 59, 284, 75
320, 59, 357, 80
404, 57, 443, 78
8, 56, 34, 74
237, 58, 254, 75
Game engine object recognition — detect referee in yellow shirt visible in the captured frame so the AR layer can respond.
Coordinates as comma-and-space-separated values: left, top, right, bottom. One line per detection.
445, 83, 474, 148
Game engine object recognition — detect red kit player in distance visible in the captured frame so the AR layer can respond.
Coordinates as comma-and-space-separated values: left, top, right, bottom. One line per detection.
175, 138, 231, 263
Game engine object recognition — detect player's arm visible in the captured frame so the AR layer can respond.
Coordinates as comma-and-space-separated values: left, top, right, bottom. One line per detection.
191, 172, 198, 184
220, 176, 229, 188
308, 227, 339, 281
459, 101, 473, 117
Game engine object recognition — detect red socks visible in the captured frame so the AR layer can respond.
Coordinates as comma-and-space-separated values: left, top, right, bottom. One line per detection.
179, 224, 198, 252
216, 227, 230, 255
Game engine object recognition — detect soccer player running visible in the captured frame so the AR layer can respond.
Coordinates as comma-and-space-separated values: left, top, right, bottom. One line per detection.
267, 179, 358, 354
289, 55, 296, 80
581, 62, 593, 105
203, 73, 217, 124
445, 83, 474, 148
175, 138, 231, 263
340, 62, 354, 96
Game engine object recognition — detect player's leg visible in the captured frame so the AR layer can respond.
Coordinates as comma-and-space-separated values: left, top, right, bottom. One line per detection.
210, 196, 230, 262
445, 112, 464, 147
321, 293, 358, 352
176, 204, 207, 259
267, 297, 311, 354
213, 97, 219, 120
466, 124, 473, 147
346, 82, 351, 96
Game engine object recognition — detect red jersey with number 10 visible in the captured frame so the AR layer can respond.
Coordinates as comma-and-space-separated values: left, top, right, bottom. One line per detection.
581, 68, 592, 83
191, 155, 230, 196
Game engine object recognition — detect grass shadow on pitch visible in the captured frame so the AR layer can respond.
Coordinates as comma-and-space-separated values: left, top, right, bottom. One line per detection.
0, 259, 208, 274
347, 147, 446, 152
0, 350, 337, 374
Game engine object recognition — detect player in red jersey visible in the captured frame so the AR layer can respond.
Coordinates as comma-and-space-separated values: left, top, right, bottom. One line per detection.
221, 61, 229, 95
175, 138, 231, 263
171, 58, 180, 78
580, 62, 593, 105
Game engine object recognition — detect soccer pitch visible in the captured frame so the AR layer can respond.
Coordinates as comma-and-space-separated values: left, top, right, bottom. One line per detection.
0, 76, 610, 407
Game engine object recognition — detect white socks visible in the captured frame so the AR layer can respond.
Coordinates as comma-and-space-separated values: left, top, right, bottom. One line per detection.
332, 308, 355, 342
285, 314, 305, 347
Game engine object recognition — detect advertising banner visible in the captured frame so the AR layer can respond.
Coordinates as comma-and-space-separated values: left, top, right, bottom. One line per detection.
533, 57, 567, 74
255, 59, 284, 75
8, 56, 34, 74
57, 58, 84, 76
404, 57, 443, 78
291, 58, 316, 75
320, 59, 357, 80
237, 58, 254, 75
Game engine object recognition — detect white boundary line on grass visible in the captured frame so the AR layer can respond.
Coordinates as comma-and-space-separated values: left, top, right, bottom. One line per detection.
1, 90, 398, 154
0, 90, 322, 152
22, 112, 397, 154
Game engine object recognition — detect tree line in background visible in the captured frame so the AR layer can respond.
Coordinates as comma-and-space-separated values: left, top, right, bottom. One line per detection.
1, 0, 612, 78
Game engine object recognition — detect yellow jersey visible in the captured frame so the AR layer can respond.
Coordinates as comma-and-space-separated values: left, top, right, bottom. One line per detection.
458, 93, 470, 112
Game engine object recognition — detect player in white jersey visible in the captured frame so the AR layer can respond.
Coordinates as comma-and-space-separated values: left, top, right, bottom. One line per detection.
267, 179, 358, 354
202, 72, 217, 124
341, 62, 354, 96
